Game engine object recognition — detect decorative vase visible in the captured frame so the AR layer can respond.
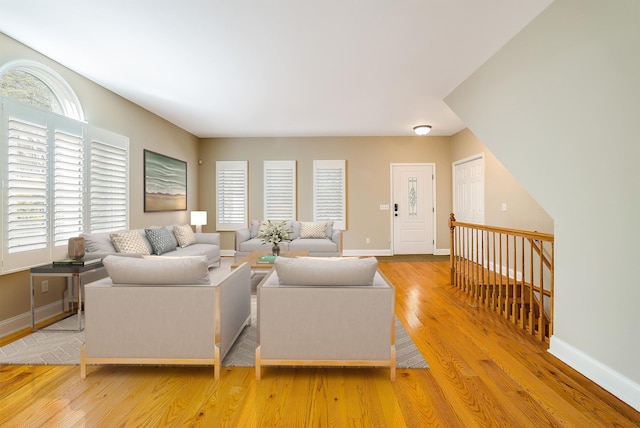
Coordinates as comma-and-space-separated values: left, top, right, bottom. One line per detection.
272, 243, 280, 256
68, 237, 85, 260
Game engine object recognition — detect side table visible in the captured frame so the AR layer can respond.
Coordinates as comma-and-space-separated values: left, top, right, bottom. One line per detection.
30, 261, 104, 332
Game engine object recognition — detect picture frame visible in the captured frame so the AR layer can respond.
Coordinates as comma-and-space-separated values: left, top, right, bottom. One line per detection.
144, 150, 187, 212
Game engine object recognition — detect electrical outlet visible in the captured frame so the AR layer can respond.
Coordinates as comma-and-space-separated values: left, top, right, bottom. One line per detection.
41, 280, 48, 293
366, 237, 370, 244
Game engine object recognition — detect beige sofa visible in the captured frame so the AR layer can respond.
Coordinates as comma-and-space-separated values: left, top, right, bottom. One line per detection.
256, 257, 396, 380
80, 256, 251, 379
81, 225, 221, 268
235, 220, 341, 258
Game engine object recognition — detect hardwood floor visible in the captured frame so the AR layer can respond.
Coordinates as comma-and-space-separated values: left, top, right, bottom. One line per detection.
1, 261, 638, 427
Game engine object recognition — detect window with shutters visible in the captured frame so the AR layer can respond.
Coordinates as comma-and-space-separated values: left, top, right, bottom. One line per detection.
264, 160, 296, 221
313, 160, 346, 231
216, 161, 248, 231
88, 128, 129, 233
1, 61, 129, 274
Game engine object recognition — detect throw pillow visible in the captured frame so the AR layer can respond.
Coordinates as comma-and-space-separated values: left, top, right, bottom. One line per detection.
145, 227, 177, 255
173, 224, 196, 247
324, 221, 334, 238
110, 231, 150, 255
299, 221, 327, 239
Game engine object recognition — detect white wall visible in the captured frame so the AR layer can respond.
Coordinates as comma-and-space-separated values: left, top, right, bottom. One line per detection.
445, 0, 640, 410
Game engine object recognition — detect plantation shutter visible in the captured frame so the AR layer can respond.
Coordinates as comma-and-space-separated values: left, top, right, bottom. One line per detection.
264, 160, 296, 221
4, 108, 50, 272
87, 127, 129, 233
216, 160, 247, 231
53, 119, 85, 248
313, 160, 346, 231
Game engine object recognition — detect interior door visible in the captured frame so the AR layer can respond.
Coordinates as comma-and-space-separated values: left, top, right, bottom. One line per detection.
453, 154, 484, 224
392, 164, 434, 254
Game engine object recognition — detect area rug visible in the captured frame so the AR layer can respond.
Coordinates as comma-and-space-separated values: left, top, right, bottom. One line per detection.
0, 259, 429, 369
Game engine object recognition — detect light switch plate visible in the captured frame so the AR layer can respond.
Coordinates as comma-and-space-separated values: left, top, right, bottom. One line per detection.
379, 204, 389, 210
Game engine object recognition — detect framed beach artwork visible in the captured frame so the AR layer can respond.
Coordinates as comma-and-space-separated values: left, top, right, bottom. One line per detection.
144, 150, 187, 212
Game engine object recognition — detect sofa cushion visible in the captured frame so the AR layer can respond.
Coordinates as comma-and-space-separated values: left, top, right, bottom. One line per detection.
173, 224, 196, 247
173, 243, 220, 261
249, 220, 261, 238
274, 257, 378, 286
287, 220, 300, 239
299, 222, 328, 239
145, 227, 177, 255
287, 238, 337, 253
239, 238, 289, 253
103, 255, 210, 285
82, 231, 117, 253
110, 231, 151, 255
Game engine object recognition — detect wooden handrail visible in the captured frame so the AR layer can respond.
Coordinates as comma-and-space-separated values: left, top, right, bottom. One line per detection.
449, 213, 554, 344
450, 218, 554, 242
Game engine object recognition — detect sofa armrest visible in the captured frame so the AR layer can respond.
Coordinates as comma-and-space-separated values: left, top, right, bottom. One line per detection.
217, 262, 251, 359
235, 229, 251, 251
195, 232, 220, 246
331, 229, 342, 253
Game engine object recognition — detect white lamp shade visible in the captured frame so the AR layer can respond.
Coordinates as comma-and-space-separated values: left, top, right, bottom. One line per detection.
190, 211, 207, 226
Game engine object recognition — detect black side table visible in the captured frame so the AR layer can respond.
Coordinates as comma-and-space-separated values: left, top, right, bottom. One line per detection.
30, 261, 104, 332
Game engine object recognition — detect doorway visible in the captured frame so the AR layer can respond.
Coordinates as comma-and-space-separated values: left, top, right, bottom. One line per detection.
391, 163, 435, 254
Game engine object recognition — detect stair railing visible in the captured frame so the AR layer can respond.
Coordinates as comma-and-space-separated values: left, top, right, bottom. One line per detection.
448, 213, 554, 343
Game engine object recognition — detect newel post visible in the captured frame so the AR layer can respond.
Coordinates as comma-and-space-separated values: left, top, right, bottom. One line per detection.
449, 213, 456, 285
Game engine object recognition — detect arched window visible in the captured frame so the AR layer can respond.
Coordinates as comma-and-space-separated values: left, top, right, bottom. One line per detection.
0, 60, 84, 120
1, 60, 128, 274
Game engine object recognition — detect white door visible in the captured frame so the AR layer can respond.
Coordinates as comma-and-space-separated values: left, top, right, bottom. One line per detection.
391, 164, 434, 254
453, 154, 484, 224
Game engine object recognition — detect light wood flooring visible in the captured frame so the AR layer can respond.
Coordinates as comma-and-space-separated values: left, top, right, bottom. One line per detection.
1, 261, 638, 427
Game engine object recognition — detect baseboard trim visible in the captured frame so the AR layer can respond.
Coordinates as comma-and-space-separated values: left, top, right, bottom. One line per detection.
342, 249, 393, 257
434, 249, 450, 256
0, 300, 64, 338
220, 249, 236, 257
549, 336, 640, 411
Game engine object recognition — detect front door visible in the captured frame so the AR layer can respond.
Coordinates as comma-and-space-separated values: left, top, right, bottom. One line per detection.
391, 164, 434, 254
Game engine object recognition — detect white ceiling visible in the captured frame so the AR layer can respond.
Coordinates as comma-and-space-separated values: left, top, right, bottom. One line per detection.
0, 0, 552, 138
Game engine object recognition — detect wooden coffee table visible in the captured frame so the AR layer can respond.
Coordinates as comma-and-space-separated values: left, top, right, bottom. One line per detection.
231, 250, 310, 271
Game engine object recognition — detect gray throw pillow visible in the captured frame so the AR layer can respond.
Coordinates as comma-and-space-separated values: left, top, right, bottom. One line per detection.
145, 227, 177, 255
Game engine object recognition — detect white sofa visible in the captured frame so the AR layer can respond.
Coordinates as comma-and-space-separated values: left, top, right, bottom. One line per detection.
235, 220, 341, 258
256, 257, 396, 380
80, 256, 251, 380
81, 224, 221, 267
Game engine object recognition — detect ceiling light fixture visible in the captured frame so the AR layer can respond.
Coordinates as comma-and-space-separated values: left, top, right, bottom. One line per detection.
413, 125, 432, 136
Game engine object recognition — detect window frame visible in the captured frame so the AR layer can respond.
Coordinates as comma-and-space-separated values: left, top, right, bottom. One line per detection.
263, 160, 296, 221
313, 159, 346, 231
1, 62, 128, 274
216, 160, 248, 231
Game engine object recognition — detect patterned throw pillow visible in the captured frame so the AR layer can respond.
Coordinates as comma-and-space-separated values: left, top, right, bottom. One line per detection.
173, 224, 197, 248
299, 222, 328, 239
110, 231, 150, 255
145, 227, 177, 255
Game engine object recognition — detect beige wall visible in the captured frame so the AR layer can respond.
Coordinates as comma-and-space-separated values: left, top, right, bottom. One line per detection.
445, 0, 640, 407
450, 129, 553, 233
0, 33, 200, 331
199, 137, 453, 253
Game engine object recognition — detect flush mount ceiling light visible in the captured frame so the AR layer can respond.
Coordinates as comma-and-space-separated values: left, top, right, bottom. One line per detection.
413, 125, 432, 136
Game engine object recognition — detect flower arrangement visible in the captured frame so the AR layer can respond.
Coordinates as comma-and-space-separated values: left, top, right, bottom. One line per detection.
257, 220, 292, 245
